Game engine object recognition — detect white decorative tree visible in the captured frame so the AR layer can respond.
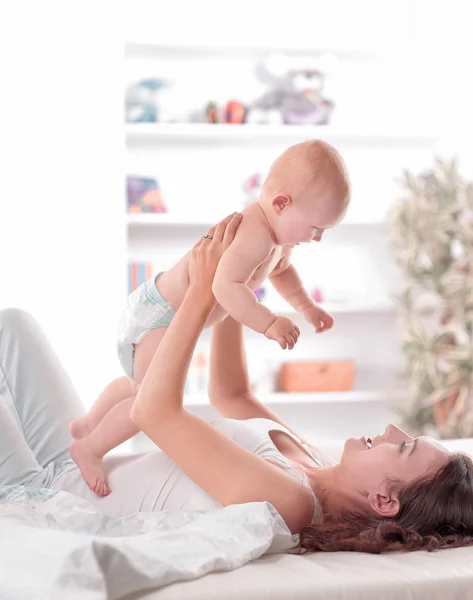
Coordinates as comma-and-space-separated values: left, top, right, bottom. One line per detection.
391, 159, 473, 438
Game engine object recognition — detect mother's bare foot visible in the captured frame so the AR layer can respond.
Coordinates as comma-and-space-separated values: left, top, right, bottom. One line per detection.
70, 439, 111, 496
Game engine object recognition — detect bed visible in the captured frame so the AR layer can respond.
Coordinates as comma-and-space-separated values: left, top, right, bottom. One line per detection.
143, 437, 473, 600
149, 544, 473, 600
1, 438, 472, 600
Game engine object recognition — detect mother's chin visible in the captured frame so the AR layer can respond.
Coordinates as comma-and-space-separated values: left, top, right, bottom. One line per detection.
342, 436, 369, 454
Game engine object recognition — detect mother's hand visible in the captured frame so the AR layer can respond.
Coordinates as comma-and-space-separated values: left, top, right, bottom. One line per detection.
189, 212, 242, 293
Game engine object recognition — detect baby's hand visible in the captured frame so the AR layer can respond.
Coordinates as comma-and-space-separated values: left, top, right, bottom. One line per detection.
303, 304, 334, 333
264, 317, 300, 350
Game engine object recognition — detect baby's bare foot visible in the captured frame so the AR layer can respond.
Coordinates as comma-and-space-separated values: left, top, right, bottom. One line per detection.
70, 439, 111, 496
69, 416, 90, 440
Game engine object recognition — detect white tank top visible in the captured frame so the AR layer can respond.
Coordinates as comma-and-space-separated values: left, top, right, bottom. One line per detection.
52, 418, 334, 522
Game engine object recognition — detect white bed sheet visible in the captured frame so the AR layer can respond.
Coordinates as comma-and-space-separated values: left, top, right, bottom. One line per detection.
145, 437, 473, 600
150, 545, 473, 600
0, 492, 294, 600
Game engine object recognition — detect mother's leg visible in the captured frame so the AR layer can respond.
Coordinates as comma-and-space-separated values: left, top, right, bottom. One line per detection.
0, 308, 84, 466
0, 400, 44, 487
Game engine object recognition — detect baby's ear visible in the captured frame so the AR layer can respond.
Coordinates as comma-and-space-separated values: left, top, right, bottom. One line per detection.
272, 195, 292, 214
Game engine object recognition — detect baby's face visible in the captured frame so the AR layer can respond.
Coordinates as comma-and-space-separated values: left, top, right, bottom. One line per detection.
274, 192, 346, 246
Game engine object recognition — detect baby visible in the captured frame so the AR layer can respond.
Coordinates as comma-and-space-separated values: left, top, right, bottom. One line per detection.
70, 140, 350, 495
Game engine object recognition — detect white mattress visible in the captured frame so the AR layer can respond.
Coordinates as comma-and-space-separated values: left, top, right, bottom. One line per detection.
143, 437, 473, 600
146, 545, 473, 600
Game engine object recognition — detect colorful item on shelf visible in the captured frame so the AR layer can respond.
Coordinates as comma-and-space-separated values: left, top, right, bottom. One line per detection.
253, 287, 266, 302
128, 262, 153, 294
245, 54, 334, 125
194, 350, 208, 393
127, 176, 167, 213
310, 287, 324, 303
283, 71, 334, 125
224, 100, 246, 124
242, 173, 262, 207
125, 78, 168, 123
205, 101, 219, 123
185, 346, 209, 395
279, 360, 355, 393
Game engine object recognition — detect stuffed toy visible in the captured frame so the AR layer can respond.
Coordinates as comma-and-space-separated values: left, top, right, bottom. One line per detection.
246, 55, 334, 125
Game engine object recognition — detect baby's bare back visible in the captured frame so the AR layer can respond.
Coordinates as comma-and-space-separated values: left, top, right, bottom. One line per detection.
157, 206, 286, 327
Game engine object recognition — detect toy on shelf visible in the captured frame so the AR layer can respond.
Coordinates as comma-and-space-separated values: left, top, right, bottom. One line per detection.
246, 54, 335, 125
204, 99, 247, 124
279, 360, 355, 393
253, 286, 266, 303
224, 100, 246, 123
310, 287, 324, 303
128, 262, 152, 294
242, 173, 262, 207
127, 176, 167, 213
125, 78, 168, 123
284, 69, 334, 125
185, 346, 209, 395
205, 101, 219, 123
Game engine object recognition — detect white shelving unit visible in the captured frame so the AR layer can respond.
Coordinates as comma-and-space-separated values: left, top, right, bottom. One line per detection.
126, 213, 389, 228
273, 302, 395, 316
125, 40, 440, 438
126, 123, 441, 147
183, 390, 404, 407
125, 41, 412, 61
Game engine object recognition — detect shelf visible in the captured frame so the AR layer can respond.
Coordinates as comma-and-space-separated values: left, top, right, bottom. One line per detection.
277, 303, 394, 316
126, 213, 389, 229
125, 123, 441, 147
183, 390, 404, 406
127, 214, 216, 226
125, 41, 410, 62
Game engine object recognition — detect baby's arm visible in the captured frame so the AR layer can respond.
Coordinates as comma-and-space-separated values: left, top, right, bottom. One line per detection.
211, 228, 277, 333
269, 255, 334, 333
212, 225, 299, 348
269, 253, 314, 313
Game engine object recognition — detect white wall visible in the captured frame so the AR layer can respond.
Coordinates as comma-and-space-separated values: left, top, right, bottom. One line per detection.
125, 0, 416, 51
123, 3, 441, 400
124, 0, 472, 142
123, 0, 473, 443
412, 0, 473, 174
0, 1, 126, 406
1, 0, 471, 423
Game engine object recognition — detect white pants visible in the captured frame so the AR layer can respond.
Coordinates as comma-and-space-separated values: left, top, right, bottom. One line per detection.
0, 309, 84, 488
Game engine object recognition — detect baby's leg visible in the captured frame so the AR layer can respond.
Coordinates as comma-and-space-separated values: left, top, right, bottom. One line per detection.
70, 395, 136, 495
69, 376, 136, 440
70, 328, 168, 495
132, 327, 169, 384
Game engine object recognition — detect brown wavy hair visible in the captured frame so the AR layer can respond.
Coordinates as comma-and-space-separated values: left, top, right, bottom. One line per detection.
299, 452, 473, 554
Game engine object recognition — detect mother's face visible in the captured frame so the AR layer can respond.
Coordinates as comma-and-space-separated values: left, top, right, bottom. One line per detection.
338, 424, 450, 516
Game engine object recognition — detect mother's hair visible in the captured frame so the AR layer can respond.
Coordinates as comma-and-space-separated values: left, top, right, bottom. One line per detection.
299, 451, 473, 554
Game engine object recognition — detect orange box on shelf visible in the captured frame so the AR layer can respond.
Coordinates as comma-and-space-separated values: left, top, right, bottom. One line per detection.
279, 360, 355, 393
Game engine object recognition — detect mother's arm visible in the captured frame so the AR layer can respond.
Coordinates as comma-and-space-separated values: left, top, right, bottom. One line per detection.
130, 215, 313, 533
209, 316, 313, 446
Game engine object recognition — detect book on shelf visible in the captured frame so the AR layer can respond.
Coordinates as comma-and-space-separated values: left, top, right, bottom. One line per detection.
127, 176, 167, 213
128, 261, 153, 294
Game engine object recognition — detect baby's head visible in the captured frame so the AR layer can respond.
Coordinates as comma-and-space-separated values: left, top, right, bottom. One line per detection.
259, 140, 350, 245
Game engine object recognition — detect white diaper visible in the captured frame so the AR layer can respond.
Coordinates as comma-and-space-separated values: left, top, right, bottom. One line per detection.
117, 276, 175, 379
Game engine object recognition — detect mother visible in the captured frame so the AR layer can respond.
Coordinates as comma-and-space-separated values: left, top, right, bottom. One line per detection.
1, 214, 473, 553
